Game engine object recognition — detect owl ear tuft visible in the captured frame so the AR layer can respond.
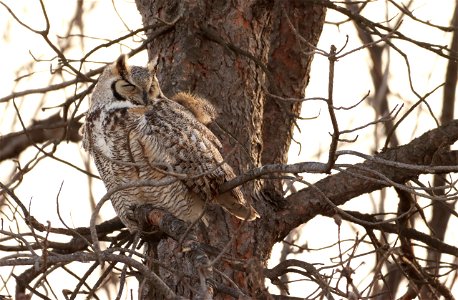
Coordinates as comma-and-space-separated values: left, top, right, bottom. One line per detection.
112, 54, 130, 78
147, 55, 159, 75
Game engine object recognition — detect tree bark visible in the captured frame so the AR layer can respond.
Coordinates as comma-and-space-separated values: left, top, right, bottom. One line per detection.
134, 0, 325, 298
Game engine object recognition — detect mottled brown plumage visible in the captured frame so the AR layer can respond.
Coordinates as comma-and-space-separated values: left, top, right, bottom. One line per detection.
172, 92, 218, 125
82, 55, 258, 232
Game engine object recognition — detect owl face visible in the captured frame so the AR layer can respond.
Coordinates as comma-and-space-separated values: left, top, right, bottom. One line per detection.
89, 55, 163, 110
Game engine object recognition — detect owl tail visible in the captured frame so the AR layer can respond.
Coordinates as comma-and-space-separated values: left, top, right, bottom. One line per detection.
216, 191, 259, 221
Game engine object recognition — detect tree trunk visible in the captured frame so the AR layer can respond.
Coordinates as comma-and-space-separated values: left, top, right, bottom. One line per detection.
134, 0, 325, 298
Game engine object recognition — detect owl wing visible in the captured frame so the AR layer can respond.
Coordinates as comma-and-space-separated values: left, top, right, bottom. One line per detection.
126, 99, 258, 220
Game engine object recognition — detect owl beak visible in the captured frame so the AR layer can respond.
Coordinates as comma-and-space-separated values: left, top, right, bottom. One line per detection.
142, 91, 149, 105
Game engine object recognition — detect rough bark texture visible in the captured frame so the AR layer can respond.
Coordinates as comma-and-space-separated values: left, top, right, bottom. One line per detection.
262, 2, 326, 203
134, 0, 325, 298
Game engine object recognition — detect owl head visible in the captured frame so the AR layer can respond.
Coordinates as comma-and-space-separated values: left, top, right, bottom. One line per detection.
89, 54, 164, 110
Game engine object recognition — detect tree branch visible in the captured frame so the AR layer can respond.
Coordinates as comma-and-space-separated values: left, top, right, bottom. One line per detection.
278, 120, 458, 239
0, 113, 82, 161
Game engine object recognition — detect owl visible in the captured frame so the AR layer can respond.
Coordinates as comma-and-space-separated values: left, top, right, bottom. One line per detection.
82, 54, 258, 232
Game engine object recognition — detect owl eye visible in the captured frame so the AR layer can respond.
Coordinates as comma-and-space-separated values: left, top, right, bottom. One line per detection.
111, 79, 139, 100
115, 79, 137, 95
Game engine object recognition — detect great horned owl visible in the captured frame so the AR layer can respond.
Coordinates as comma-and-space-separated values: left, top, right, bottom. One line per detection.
82, 55, 258, 232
